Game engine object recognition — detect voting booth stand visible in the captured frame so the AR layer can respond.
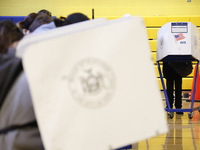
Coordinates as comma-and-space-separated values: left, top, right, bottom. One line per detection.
157, 22, 200, 119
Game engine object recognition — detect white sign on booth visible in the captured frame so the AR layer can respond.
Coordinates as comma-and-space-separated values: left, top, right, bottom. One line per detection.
23, 16, 168, 150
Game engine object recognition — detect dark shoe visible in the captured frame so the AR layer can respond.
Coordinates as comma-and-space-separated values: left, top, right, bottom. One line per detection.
176, 112, 184, 115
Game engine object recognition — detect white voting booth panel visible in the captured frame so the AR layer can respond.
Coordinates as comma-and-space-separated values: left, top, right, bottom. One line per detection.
23, 16, 168, 150
16, 18, 107, 58
157, 22, 200, 61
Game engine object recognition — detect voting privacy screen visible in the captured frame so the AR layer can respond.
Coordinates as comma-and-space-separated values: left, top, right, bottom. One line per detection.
157, 22, 200, 61
22, 16, 168, 150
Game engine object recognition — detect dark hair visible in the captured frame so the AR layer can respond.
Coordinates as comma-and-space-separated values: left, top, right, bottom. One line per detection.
20, 13, 38, 30
37, 9, 52, 17
0, 20, 24, 53
52, 13, 90, 28
53, 17, 68, 27
29, 14, 53, 33
65, 13, 89, 24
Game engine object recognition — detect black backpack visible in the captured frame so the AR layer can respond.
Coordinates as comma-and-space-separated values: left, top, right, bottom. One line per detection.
168, 61, 193, 77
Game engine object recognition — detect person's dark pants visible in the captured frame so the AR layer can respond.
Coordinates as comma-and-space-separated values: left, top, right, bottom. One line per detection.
166, 74, 182, 109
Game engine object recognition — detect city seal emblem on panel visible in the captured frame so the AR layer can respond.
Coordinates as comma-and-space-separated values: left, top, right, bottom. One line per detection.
159, 36, 164, 50
68, 57, 115, 109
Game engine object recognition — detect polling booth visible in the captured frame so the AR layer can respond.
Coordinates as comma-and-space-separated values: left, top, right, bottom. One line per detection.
22, 16, 168, 150
156, 22, 200, 119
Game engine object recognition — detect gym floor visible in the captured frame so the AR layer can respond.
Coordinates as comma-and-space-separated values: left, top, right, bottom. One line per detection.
131, 100, 200, 150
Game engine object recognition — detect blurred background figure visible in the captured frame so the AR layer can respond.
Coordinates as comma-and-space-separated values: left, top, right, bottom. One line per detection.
29, 12, 90, 34
37, 9, 52, 17
65, 12, 89, 24
17, 12, 38, 35
0, 20, 24, 53
0, 20, 44, 150
29, 14, 54, 33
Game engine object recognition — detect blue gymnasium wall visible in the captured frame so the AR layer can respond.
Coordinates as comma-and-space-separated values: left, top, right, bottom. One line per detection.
0, 16, 25, 23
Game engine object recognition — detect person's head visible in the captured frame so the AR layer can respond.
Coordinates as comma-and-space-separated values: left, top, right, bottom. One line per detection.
52, 13, 89, 27
20, 13, 38, 30
53, 17, 68, 27
29, 14, 53, 33
65, 13, 89, 25
37, 9, 52, 17
0, 20, 24, 53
